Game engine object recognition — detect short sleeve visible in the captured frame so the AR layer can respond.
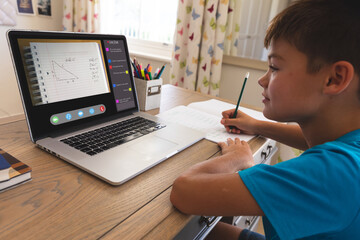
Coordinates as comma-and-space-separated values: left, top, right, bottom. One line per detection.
239, 142, 360, 239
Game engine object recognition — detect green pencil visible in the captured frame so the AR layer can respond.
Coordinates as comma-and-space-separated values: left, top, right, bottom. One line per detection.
230, 72, 250, 129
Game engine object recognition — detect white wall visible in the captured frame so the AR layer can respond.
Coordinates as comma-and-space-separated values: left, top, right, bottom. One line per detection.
219, 64, 266, 110
0, 0, 63, 120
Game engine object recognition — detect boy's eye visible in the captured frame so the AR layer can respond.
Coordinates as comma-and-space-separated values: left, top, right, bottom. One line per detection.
269, 65, 279, 72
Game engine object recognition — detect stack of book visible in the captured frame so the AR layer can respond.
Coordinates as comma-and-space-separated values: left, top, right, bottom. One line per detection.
0, 148, 32, 192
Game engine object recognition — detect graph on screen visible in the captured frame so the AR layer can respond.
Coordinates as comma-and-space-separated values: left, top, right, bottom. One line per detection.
29, 42, 110, 104
51, 60, 79, 82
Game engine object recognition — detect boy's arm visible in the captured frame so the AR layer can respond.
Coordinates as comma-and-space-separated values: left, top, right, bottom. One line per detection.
221, 109, 308, 151
170, 138, 264, 217
253, 120, 308, 150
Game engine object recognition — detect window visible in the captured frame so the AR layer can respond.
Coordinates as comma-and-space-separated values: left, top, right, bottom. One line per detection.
100, 0, 288, 61
100, 0, 179, 59
234, 0, 289, 61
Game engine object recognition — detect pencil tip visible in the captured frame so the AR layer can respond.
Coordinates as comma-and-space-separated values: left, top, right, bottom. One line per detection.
246, 72, 250, 78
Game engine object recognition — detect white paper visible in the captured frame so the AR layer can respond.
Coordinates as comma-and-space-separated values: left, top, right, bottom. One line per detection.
157, 98, 274, 143
188, 99, 271, 122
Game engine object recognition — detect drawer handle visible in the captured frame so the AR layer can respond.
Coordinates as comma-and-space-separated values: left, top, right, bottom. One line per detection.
199, 216, 217, 227
261, 145, 273, 162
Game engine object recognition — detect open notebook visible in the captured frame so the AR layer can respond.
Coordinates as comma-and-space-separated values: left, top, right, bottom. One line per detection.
157, 99, 272, 143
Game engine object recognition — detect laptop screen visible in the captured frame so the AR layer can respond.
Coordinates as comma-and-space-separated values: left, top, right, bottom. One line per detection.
7, 31, 139, 141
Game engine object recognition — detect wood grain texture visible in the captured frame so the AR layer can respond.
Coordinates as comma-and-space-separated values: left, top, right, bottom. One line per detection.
0, 85, 266, 239
102, 136, 266, 240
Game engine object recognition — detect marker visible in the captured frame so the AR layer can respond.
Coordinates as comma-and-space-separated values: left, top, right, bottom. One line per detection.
230, 72, 249, 129
148, 66, 152, 80
156, 64, 166, 79
144, 69, 150, 80
153, 68, 160, 78
131, 60, 140, 78
141, 69, 145, 80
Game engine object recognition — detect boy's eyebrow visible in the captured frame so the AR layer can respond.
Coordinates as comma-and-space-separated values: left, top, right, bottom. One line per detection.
268, 53, 284, 61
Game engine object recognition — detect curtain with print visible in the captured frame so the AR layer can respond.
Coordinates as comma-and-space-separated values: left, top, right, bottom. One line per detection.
224, 0, 241, 56
63, 0, 100, 33
170, 0, 241, 96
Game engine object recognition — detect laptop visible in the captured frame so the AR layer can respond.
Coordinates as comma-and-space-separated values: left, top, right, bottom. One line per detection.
7, 30, 205, 185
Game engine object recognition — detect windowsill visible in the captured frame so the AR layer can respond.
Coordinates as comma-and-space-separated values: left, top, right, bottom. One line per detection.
129, 49, 171, 63
125, 41, 267, 71
127, 39, 172, 63
223, 55, 268, 71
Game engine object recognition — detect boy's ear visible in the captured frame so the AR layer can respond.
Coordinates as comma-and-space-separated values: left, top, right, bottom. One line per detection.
323, 61, 354, 95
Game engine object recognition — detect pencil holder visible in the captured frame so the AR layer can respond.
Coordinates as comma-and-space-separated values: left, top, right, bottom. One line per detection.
134, 77, 162, 111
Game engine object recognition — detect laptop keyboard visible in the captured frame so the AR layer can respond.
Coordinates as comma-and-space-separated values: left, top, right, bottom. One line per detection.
60, 116, 166, 156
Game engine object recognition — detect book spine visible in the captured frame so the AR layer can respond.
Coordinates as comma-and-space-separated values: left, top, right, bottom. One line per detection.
0, 148, 32, 181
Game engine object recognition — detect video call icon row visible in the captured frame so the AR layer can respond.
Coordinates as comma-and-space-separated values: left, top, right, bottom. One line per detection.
50, 104, 106, 125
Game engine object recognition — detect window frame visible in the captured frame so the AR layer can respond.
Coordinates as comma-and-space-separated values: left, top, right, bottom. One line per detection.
99, 0, 176, 61
125, 38, 173, 62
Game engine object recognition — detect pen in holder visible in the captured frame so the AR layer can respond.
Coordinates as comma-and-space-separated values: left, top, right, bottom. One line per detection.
134, 77, 162, 111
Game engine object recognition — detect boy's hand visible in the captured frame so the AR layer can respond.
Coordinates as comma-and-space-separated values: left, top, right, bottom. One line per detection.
221, 109, 258, 135
218, 138, 254, 170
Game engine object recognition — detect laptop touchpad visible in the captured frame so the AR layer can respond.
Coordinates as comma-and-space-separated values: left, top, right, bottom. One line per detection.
129, 136, 178, 155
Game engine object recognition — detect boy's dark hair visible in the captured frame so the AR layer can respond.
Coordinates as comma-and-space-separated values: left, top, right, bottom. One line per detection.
265, 0, 360, 78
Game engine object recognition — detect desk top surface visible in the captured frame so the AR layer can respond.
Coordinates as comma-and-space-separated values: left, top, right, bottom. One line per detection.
0, 85, 266, 240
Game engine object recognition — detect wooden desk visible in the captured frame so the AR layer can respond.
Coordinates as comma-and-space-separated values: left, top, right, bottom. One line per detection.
0, 85, 266, 240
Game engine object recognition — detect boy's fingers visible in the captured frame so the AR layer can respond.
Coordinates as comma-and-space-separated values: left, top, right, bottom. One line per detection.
221, 109, 235, 118
225, 126, 240, 134
241, 140, 249, 146
227, 138, 234, 145
218, 141, 226, 148
221, 112, 228, 118
221, 118, 237, 127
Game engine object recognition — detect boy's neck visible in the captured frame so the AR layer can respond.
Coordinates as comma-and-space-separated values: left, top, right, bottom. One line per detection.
299, 107, 360, 148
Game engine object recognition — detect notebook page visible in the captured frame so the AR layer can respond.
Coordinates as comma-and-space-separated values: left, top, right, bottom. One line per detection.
157, 105, 254, 143
187, 99, 270, 122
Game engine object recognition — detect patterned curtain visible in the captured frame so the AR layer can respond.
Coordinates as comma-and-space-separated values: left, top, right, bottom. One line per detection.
170, 0, 241, 96
224, 0, 241, 56
63, 0, 100, 33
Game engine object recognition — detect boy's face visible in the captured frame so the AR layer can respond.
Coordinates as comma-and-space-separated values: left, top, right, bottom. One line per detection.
258, 38, 329, 123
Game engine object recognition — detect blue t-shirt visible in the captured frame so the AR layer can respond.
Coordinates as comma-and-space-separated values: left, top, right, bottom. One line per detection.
239, 129, 360, 239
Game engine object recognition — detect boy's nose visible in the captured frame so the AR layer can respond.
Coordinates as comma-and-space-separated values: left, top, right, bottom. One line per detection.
258, 74, 269, 88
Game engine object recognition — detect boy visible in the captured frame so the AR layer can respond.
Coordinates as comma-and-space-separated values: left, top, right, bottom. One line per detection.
170, 0, 360, 239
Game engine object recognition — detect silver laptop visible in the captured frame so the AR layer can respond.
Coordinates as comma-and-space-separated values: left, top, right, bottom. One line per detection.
7, 30, 204, 185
